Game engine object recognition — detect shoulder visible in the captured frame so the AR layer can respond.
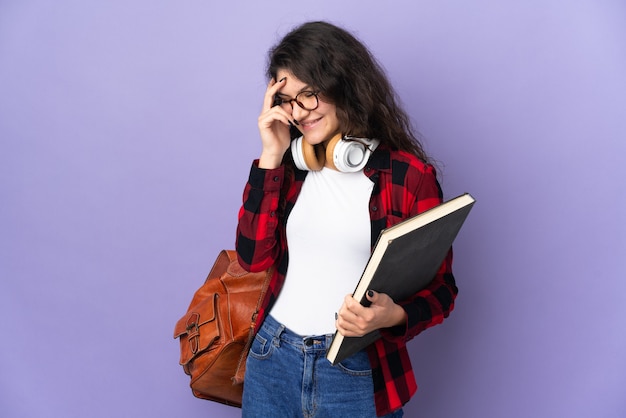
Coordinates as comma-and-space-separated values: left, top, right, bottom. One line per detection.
389, 149, 435, 174
376, 148, 443, 212
373, 147, 437, 186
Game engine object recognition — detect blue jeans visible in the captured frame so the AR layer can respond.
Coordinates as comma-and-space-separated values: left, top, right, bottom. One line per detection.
242, 315, 404, 418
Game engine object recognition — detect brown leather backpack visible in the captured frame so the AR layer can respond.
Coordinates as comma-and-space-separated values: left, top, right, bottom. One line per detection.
173, 250, 272, 407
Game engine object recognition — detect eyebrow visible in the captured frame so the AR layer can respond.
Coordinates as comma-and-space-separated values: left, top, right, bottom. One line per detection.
276, 86, 314, 98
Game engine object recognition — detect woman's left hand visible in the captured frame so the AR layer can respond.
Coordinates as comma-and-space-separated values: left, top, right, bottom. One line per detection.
335, 291, 407, 337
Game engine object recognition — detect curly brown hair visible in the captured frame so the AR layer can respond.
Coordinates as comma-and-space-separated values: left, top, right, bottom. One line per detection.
267, 21, 429, 163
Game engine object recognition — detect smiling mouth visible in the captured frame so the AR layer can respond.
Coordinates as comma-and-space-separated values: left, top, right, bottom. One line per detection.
299, 117, 322, 128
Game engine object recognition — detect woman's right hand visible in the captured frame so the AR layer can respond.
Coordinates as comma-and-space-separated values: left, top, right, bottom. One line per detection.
257, 77, 297, 169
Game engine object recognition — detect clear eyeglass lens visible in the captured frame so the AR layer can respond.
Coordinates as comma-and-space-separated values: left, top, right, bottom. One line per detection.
280, 92, 318, 111
296, 92, 318, 110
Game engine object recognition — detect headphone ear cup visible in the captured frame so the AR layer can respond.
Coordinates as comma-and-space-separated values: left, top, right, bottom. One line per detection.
330, 136, 376, 172
291, 137, 325, 171
324, 134, 343, 171
302, 139, 325, 171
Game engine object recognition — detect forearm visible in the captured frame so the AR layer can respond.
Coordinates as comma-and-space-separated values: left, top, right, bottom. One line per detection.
235, 161, 285, 271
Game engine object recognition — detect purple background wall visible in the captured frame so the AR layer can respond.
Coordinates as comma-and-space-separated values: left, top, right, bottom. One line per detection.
1, 1, 625, 417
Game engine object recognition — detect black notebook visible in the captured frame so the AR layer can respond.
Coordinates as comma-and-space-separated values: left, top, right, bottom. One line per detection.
326, 193, 476, 365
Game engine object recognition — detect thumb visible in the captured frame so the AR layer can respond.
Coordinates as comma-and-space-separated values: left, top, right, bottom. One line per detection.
366, 289, 378, 303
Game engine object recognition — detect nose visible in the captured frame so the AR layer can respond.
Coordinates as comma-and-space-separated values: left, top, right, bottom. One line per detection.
291, 101, 310, 122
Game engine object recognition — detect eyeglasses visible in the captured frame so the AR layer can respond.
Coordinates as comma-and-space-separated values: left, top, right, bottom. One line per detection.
275, 91, 320, 111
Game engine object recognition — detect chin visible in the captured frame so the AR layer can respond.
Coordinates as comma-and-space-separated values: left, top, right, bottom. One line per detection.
301, 133, 324, 145
302, 132, 339, 146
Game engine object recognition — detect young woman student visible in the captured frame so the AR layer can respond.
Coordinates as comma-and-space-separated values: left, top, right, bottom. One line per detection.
236, 21, 457, 417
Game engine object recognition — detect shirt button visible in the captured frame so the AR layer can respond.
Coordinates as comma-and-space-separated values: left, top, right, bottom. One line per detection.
371, 206, 378, 212
273, 176, 280, 182
270, 211, 276, 217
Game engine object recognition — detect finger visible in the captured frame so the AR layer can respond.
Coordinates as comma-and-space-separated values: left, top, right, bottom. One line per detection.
336, 314, 359, 336
344, 294, 367, 316
338, 304, 366, 334
337, 314, 367, 337
258, 106, 295, 131
339, 306, 360, 324
262, 77, 287, 111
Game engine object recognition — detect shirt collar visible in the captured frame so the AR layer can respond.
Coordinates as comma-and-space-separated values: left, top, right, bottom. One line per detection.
365, 145, 392, 173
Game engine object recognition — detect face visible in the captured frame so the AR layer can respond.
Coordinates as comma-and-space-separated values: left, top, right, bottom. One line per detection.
275, 69, 341, 146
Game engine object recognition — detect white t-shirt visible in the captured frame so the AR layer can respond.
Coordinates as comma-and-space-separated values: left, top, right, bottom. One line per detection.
270, 167, 374, 336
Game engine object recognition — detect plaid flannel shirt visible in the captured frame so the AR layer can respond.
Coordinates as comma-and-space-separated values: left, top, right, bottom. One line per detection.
236, 145, 457, 416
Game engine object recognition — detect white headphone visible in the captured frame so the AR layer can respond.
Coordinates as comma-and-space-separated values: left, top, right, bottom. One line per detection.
291, 134, 379, 172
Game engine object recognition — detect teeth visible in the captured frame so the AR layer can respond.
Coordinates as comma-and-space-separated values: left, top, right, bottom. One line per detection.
302, 118, 320, 127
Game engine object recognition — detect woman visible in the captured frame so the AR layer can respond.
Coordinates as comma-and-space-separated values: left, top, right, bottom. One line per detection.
236, 21, 457, 417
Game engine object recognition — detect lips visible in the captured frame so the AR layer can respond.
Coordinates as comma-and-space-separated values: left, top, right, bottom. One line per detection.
299, 117, 322, 130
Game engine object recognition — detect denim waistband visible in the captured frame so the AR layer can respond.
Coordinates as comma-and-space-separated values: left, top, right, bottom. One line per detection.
261, 315, 334, 352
